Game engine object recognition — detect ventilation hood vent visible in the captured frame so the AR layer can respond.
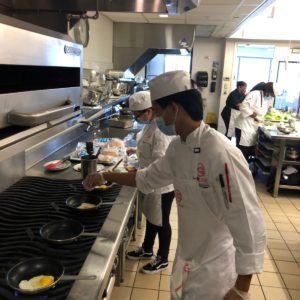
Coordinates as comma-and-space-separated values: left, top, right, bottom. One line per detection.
0, 0, 199, 33
113, 23, 195, 75
166, 0, 199, 15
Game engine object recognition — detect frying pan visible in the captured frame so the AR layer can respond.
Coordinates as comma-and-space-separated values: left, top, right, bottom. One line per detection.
66, 194, 123, 211
6, 257, 96, 295
40, 219, 106, 244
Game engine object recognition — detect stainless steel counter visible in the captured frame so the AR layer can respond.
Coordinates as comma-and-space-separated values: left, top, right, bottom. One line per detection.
26, 155, 137, 300
258, 126, 300, 197
1, 91, 140, 299
68, 185, 136, 300
25, 118, 139, 300
259, 125, 300, 141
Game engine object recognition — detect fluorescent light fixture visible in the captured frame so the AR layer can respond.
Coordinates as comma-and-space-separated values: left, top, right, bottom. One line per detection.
159, 14, 169, 18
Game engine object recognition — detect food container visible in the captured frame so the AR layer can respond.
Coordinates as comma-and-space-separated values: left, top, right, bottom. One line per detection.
286, 147, 299, 160
81, 155, 97, 179
108, 117, 133, 128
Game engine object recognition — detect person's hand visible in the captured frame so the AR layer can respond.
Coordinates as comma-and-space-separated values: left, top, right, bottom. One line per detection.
126, 147, 136, 156
254, 115, 264, 123
82, 172, 106, 191
250, 112, 257, 119
224, 287, 249, 300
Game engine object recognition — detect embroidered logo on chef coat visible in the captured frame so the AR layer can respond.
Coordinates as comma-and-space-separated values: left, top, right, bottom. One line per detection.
194, 162, 210, 188
175, 189, 184, 207
197, 162, 205, 177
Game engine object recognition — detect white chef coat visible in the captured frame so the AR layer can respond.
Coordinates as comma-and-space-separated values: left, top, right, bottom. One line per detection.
235, 90, 271, 146
136, 121, 266, 299
136, 119, 173, 226
227, 108, 240, 138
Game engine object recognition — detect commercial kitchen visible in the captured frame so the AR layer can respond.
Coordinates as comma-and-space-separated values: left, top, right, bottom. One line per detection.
0, 1, 299, 300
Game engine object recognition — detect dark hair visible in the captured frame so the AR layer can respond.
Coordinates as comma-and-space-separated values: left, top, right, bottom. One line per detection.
237, 81, 247, 88
250, 81, 274, 96
155, 89, 203, 121
264, 82, 275, 96
250, 82, 265, 91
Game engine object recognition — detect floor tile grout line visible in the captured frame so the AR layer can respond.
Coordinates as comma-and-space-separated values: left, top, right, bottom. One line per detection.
260, 195, 300, 300
259, 197, 293, 294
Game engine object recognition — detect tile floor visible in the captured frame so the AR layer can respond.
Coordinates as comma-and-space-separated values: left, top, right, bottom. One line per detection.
111, 178, 300, 300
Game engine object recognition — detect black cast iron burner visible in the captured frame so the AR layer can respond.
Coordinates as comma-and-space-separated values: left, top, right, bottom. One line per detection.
0, 176, 121, 300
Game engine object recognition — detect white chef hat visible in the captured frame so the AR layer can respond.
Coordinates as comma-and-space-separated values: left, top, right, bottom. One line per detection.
149, 70, 193, 101
129, 91, 152, 111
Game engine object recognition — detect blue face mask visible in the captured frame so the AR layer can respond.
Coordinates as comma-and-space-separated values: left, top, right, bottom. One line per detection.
155, 117, 176, 136
264, 96, 273, 101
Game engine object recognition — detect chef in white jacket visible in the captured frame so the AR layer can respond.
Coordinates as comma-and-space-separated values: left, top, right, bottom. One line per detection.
83, 70, 266, 300
235, 82, 276, 164
125, 91, 175, 274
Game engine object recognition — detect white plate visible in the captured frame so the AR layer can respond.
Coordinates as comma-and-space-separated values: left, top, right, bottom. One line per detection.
44, 160, 71, 171
73, 163, 105, 172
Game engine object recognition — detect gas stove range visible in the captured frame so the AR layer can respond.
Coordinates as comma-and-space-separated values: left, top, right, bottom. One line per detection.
0, 176, 125, 300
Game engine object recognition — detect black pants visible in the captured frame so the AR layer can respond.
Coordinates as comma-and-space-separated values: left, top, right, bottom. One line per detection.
235, 128, 255, 163
221, 106, 230, 137
142, 191, 174, 261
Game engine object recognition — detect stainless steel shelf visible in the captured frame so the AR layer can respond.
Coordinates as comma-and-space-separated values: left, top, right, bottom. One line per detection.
257, 127, 300, 197
273, 155, 300, 166
279, 184, 300, 190
282, 160, 300, 166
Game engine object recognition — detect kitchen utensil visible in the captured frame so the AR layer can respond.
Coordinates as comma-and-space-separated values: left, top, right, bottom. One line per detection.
65, 194, 122, 211
86, 141, 94, 157
95, 146, 102, 158
81, 155, 97, 180
6, 257, 96, 295
111, 158, 123, 172
40, 219, 107, 244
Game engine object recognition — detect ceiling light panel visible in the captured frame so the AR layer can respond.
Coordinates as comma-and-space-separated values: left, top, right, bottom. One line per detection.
143, 13, 185, 19
187, 5, 237, 15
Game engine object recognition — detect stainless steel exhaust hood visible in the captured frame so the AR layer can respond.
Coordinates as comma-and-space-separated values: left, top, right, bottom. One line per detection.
113, 23, 195, 75
0, 0, 199, 33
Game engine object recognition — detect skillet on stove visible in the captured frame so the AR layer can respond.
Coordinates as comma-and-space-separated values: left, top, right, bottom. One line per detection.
6, 257, 96, 295
66, 194, 123, 211
40, 219, 107, 244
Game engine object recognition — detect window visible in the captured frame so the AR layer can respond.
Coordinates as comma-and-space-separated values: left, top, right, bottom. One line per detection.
165, 55, 191, 73
146, 53, 191, 80
275, 61, 300, 112
235, 44, 274, 91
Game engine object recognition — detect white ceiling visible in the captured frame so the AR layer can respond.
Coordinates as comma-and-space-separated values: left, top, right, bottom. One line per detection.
231, 0, 300, 40
101, 0, 274, 38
